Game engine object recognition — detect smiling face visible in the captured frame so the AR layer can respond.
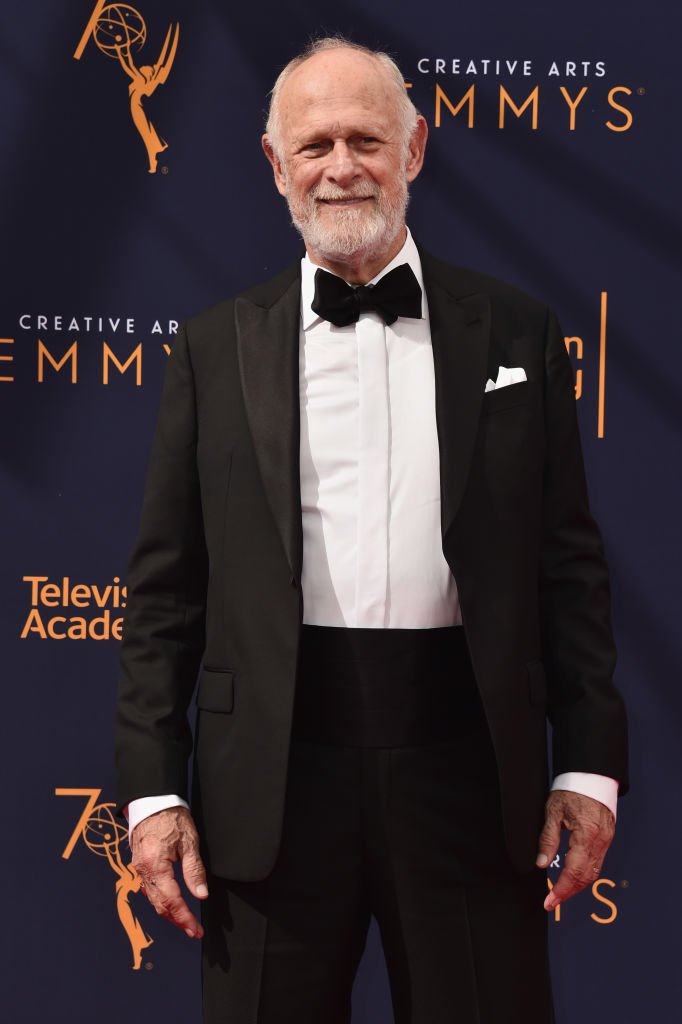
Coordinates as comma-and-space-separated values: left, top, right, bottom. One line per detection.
262, 48, 427, 282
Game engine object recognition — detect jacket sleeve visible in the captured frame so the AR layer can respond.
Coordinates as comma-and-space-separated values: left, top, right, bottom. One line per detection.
115, 323, 208, 811
539, 309, 629, 792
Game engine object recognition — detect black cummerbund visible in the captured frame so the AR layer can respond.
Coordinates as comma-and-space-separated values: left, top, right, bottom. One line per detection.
292, 625, 486, 747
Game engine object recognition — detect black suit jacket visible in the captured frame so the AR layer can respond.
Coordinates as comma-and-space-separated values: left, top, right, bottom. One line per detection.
115, 247, 628, 878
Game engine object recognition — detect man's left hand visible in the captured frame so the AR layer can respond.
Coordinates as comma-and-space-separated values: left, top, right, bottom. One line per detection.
536, 790, 615, 911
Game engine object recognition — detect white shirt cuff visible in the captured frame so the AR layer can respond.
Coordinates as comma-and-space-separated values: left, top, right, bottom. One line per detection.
125, 794, 189, 838
551, 772, 619, 820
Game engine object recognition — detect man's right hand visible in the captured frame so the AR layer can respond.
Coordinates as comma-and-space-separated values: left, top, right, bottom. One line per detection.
130, 806, 208, 939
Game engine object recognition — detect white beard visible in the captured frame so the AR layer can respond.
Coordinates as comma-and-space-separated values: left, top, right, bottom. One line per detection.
286, 178, 409, 264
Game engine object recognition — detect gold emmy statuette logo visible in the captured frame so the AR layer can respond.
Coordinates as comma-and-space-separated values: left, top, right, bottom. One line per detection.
56, 788, 154, 969
74, 2, 180, 173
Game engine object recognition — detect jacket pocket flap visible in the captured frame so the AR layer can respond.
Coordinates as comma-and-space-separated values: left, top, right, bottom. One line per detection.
197, 668, 234, 713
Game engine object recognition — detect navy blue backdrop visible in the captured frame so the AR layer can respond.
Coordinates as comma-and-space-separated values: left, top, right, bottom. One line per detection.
1, 1, 680, 1021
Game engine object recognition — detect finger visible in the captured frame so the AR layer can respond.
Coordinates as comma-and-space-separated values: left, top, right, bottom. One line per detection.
180, 842, 209, 901
135, 847, 204, 938
544, 865, 580, 910
535, 803, 562, 869
544, 848, 599, 910
544, 824, 600, 910
145, 869, 204, 939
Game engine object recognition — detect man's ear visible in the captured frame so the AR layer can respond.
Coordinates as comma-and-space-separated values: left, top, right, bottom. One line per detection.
405, 115, 428, 184
262, 135, 288, 197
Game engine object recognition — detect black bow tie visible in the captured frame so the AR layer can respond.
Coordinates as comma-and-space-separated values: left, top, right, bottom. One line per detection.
311, 263, 422, 327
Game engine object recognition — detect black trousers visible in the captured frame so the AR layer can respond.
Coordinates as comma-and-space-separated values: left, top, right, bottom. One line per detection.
202, 627, 554, 1024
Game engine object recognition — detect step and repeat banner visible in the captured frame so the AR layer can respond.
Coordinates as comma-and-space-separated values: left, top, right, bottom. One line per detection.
1, 2, 679, 1021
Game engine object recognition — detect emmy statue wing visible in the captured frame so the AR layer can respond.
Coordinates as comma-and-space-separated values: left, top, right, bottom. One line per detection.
152, 23, 180, 85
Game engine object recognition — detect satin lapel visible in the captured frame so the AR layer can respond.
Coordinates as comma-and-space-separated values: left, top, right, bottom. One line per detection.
424, 269, 491, 539
235, 277, 302, 580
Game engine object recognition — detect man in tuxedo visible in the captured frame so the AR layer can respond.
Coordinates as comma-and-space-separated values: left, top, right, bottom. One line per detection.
116, 37, 628, 1024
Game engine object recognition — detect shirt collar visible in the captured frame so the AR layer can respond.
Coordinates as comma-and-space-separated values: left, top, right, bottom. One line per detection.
300, 228, 426, 330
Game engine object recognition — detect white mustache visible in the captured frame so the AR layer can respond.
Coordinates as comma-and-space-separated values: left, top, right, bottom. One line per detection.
309, 184, 379, 202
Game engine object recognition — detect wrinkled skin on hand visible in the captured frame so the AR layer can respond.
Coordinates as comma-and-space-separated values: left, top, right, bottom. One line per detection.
131, 806, 209, 938
536, 790, 616, 911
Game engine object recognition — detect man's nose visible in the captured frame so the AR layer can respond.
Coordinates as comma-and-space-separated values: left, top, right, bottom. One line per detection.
325, 142, 360, 186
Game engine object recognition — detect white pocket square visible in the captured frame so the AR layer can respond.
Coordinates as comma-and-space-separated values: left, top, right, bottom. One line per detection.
484, 366, 527, 393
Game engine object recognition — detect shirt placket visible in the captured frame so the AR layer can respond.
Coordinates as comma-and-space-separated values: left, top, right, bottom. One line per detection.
354, 313, 390, 627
